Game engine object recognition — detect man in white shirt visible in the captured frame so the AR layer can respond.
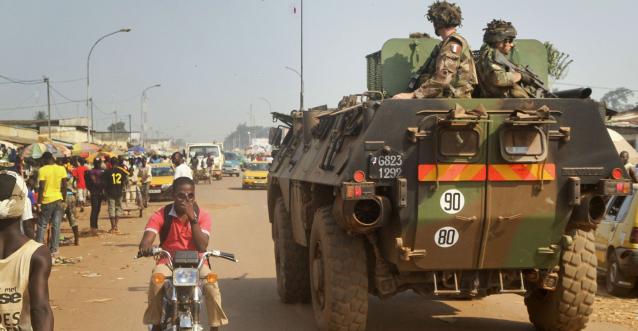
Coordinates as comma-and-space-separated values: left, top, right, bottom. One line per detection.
171, 152, 193, 180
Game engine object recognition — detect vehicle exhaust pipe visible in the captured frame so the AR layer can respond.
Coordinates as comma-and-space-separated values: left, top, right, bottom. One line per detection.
333, 195, 391, 234
570, 194, 606, 227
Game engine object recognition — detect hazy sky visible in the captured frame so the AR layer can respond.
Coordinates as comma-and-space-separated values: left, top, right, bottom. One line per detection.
0, 0, 636, 142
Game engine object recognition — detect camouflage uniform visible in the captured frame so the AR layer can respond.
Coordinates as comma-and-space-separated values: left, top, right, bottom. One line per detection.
477, 45, 532, 98
414, 33, 478, 98
477, 19, 535, 98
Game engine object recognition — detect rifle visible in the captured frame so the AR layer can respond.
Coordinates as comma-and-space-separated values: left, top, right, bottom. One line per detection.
493, 51, 556, 98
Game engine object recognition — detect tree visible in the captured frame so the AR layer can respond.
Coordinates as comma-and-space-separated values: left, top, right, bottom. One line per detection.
34, 110, 47, 121
601, 88, 635, 111
544, 42, 573, 81
107, 121, 127, 132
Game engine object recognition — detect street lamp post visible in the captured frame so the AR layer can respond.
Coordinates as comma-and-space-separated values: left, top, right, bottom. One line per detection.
86, 28, 131, 142
284, 66, 304, 111
140, 84, 161, 148
257, 97, 272, 113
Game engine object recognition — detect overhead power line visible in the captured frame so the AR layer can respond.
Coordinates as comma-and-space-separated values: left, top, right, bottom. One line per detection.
49, 84, 85, 103
0, 100, 78, 112
0, 74, 43, 85
0, 75, 85, 85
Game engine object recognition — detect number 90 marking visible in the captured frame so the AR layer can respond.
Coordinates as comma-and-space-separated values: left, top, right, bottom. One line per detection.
439, 189, 464, 214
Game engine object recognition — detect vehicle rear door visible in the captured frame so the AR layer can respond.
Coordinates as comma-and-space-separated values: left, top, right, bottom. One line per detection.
478, 110, 559, 269
412, 108, 489, 270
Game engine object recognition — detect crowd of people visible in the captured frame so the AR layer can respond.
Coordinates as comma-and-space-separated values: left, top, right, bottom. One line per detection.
7, 151, 156, 258
0, 149, 229, 331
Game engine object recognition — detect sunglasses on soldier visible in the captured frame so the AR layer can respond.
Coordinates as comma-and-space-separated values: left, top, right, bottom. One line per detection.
503, 38, 515, 44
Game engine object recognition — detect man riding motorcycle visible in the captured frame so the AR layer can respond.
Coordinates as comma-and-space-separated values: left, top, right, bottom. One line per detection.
138, 176, 228, 330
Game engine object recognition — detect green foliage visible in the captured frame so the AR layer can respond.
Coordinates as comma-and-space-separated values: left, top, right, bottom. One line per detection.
601, 87, 635, 111
107, 121, 127, 132
544, 42, 573, 80
34, 110, 47, 121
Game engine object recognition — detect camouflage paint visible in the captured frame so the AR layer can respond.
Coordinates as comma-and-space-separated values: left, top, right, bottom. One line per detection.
269, 97, 623, 273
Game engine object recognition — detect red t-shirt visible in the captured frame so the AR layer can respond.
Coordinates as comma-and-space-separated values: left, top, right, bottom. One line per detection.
144, 206, 212, 265
72, 165, 88, 189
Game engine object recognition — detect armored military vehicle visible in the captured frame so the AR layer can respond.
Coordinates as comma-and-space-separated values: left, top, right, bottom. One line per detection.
267, 37, 630, 331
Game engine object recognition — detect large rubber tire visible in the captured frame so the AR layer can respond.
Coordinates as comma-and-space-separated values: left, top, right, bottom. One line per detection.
525, 228, 597, 331
273, 197, 310, 303
605, 252, 633, 297
309, 206, 368, 331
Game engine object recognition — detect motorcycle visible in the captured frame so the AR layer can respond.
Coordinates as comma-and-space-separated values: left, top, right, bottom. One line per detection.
137, 247, 238, 331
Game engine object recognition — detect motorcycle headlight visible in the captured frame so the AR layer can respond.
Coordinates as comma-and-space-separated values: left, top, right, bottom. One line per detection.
173, 268, 198, 286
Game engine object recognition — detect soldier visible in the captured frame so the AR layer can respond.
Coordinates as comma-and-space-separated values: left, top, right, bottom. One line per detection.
478, 20, 535, 98
394, 1, 477, 99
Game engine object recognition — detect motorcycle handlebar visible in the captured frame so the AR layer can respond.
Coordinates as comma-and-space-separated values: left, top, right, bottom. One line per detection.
135, 248, 238, 264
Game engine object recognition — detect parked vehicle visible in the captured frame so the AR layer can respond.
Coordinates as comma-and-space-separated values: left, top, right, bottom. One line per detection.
149, 163, 174, 201
597, 193, 638, 296
137, 248, 237, 331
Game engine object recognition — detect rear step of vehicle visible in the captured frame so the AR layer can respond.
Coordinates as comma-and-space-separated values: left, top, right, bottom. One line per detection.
498, 270, 526, 294
432, 270, 527, 295
432, 272, 460, 295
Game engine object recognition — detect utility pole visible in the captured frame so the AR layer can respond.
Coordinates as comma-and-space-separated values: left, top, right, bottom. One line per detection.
44, 77, 52, 139
300, 0, 304, 111
111, 111, 117, 143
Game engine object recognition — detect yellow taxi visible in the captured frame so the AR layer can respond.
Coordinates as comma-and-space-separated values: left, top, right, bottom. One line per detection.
241, 162, 269, 189
148, 163, 174, 201
596, 193, 638, 296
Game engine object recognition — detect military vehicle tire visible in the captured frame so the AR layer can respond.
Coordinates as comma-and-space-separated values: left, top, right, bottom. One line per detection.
525, 228, 596, 331
605, 253, 633, 297
273, 197, 311, 303
309, 206, 368, 331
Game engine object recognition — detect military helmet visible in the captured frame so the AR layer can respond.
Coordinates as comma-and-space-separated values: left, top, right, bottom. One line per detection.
426, 1, 462, 30
483, 19, 517, 44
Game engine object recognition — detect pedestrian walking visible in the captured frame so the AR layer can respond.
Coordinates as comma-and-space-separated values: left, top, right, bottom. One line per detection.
139, 158, 152, 208
35, 152, 67, 257
85, 158, 105, 235
172, 151, 192, 180
103, 157, 128, 233
72, 157, 89, 210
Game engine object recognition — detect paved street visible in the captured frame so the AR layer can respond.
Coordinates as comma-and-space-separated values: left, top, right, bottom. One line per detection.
50, 177, 633, 331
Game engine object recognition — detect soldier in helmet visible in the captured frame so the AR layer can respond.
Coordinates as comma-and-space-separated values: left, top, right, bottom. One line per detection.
394, 1, 477, 99
477, 20, 533, 98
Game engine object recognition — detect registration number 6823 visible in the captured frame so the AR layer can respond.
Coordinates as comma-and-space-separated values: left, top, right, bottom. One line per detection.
369, 150, 403, 180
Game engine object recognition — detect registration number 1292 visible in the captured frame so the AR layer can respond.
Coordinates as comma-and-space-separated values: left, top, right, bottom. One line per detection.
369, 151, 403, 179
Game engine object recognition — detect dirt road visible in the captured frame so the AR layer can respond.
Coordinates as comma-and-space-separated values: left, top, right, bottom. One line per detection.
50, 177, 634, 330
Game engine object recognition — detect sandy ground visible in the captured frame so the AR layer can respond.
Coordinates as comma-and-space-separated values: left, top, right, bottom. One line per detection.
48, 177, 635, 331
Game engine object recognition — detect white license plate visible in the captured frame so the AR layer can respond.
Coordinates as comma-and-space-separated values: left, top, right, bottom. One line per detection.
149, 189, 161, 194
